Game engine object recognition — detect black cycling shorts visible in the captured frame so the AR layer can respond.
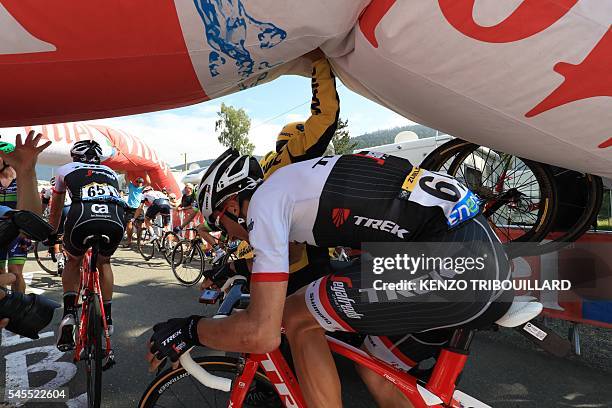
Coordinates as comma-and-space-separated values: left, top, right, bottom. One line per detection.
63, 202, 125, 257
57, 205, 71, 235
145, 199, 171, 226
304, 215, 513, 336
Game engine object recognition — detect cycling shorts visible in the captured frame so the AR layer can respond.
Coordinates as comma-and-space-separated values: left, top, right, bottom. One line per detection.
0, 236, 29, 266
145, 199, 171, 226
57, 205, 71, 235
304, 215, 513, 336
63, 202, 125, 257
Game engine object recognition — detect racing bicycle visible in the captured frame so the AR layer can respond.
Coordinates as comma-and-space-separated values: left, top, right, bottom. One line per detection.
32, 236, 66, 276
171, 229, 238, 286
59, 234, 115, 408
137, 217, 179, 263
139, 278, 550, 408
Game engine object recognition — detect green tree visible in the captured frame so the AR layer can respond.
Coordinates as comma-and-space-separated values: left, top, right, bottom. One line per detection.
331, 118, 357, 154
215, 103, 255, 155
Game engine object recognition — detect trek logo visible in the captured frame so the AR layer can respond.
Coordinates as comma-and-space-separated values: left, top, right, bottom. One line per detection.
353, 216, 408, 239
161, 330, 182, 346
91, 204, 109, 214
331, 208, 350, 228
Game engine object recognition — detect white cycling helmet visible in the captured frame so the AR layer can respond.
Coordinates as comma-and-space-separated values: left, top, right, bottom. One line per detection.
70, 140, 103, 164
197, 148, 263, 227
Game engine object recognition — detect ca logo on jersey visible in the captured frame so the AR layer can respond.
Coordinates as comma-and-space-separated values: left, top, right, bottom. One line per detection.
91, 204, 109, 214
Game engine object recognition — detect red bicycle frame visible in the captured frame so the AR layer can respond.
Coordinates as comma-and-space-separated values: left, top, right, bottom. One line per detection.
220, 332, 471, 408
73, 248, 112, 363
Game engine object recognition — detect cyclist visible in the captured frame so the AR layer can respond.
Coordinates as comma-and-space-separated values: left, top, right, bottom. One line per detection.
123, 176, 147, 247
0, 142, 29, 292
147, 149, 514, 407
51, 140, 126, 351
0, 132, 51, 292
134, 186, 172, 242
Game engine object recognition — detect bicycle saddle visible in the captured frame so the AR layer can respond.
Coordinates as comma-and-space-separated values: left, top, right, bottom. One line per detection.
495, 296, 543, 328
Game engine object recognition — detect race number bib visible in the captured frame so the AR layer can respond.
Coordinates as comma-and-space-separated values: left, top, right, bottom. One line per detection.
81, 182, 120, 202
400, 168, 480, 227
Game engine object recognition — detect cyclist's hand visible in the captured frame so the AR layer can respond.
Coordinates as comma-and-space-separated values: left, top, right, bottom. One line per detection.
199, 278, 214, 291
42, 233, 59, 247
146, 315, 202, 372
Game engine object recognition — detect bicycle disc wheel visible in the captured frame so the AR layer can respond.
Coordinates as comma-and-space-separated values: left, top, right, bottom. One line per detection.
138, 356, 281, 408
161, 232, 180, 264
34, 241, 57, 275
171, 241, 204, 286
138, 229, 155, 261
86, 296, 103, 408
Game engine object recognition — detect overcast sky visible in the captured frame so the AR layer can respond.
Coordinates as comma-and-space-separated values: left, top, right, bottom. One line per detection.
88, 74, 416, 167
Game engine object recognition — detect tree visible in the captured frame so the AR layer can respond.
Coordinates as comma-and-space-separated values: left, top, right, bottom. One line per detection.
331, 118, 357, 154
215, 103, 255, 155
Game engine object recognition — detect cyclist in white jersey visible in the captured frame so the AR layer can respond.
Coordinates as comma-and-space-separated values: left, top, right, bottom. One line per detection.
135, 187, 172, 241
147, 149, 513, 407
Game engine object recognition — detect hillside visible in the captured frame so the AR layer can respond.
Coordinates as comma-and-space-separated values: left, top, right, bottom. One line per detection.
352, 124, 439, 150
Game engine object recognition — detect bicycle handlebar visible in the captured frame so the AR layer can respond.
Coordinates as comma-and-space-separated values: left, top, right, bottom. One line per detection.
179, 352, 232, 392
181, 279, 249, 391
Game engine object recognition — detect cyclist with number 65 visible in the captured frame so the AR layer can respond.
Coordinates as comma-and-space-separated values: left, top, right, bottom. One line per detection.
50, 140, 126, 351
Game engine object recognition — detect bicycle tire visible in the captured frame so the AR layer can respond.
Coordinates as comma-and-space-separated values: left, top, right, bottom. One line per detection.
86, 295, 103, 408
161, 232, 180, 264
422, 139, 558, 248
33, 241, 57, 275
171, 241, 204, 286
138, 229, 156, 261
138, 356, 281, 408
447, 146, 558, 244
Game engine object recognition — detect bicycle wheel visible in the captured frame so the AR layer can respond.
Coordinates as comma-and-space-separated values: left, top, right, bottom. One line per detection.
139, 356, 281, 408
86, 296, 103, 408
33, 241, 57, 275
161, 232, 180, 264
171, 241, 204, 286
422, 139, 558, 247
447, 146, 557, 244
138, 229, 156, 261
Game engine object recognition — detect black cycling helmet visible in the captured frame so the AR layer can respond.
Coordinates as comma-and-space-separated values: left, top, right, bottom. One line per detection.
70, 140, 103, 164
197, 148, 263, 227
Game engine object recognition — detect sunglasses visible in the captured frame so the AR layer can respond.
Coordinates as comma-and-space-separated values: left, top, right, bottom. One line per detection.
212, 200, 232, 232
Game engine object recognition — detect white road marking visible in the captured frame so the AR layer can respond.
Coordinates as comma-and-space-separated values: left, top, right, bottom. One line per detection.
1, 330, 53, 348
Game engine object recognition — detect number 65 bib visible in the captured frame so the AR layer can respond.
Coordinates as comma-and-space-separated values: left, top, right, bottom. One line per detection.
400, 168, 480, 228
81, 182, 120, 202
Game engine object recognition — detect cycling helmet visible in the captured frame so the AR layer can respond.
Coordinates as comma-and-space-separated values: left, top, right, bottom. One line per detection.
197, 148, 263, 225
70, 140, 103, 164
276, 122, 304, 153
142, 186, 153, 193
0, 141, 15, 171
0, 141, 15, 154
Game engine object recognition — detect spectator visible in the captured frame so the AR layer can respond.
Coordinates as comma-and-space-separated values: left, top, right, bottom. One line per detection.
123, 175, 148, 247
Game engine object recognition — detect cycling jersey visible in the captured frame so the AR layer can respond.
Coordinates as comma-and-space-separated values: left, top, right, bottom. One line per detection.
237, 57, 339, 274
248, 153, 479, 278
0, 179, 18, 209
53, 162, 125, 257
142, 190, 167, 205
0, 178, 28, 265
53, 162, 123, 205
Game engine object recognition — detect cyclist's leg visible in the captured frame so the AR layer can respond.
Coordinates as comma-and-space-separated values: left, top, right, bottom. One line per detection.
197, 226, 216, 248
5, 237, 28, 292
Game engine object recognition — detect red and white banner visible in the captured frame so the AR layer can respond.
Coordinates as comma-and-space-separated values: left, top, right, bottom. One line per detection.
0, 1, 609, 177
